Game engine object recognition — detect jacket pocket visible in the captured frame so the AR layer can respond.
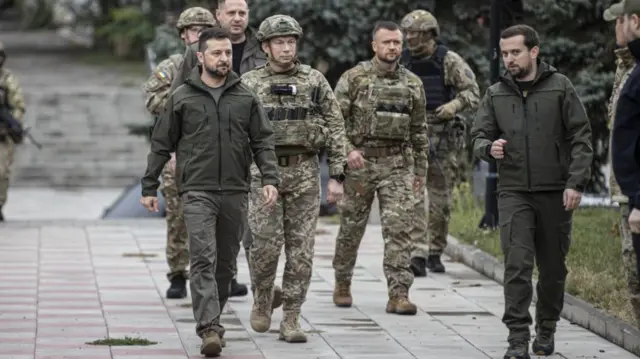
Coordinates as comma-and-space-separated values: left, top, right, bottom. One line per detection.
177, 144, 193, 188
555, 140, 569, 181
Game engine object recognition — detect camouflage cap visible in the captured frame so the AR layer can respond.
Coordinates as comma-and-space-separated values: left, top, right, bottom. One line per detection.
604, 0, 625, 21
176, 7, 216, 31
400, 9, 440, 36
256, 14, 303, 42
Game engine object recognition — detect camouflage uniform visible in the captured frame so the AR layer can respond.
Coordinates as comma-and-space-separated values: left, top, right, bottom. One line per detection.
150, 23, 185, 62
0, 42, 25, 220
242, 15, 347, 343
140, 7, 216, 299
608, 45, 640, 326
332, 54, 429, 314
400, 10, 480, 275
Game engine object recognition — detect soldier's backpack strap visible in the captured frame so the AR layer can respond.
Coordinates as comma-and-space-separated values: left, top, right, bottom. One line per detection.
433, 44, 449, 66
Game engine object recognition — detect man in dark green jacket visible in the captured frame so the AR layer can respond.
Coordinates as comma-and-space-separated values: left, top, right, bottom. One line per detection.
169, 0, 269, 299
471, 24, 592, 359
140, 27, 279, 357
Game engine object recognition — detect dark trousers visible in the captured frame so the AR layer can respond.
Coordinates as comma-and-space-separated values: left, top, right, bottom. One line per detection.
498, 190, 572, 342
181, 190, 246, 339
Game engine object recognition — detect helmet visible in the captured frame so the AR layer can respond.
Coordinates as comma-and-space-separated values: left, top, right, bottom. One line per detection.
401, 10, 439, 36
176, 7, 216, 31
256, 14, 303, 43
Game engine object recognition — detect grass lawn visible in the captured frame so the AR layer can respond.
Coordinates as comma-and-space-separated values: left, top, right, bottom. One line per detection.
450, 182, 633, 324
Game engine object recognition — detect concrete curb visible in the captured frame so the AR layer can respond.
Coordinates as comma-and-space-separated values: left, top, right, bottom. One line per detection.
444, 234, 640, 356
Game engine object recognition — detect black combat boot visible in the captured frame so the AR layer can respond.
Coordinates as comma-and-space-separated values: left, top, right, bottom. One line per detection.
504, 339, 530, 359
426, 254, 445, 273
531, 329, 555, 356
230, 278, 248, 297
410, 257, 427, 277
166, 276, 187, 299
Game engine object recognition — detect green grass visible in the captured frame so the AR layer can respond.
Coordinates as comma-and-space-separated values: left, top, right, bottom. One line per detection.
450, 182, 633, 324
86, 336, 157, 346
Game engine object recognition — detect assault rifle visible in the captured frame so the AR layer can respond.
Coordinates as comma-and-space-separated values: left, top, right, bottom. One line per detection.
0, 108, 42, 149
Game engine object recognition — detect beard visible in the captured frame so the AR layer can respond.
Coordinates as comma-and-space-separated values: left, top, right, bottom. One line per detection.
204, 63, 229, 78
376, 53, 399, 64
508, 64, 533, 79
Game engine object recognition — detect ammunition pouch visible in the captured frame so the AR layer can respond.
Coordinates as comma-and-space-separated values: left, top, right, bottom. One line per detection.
265, 106, 327, 151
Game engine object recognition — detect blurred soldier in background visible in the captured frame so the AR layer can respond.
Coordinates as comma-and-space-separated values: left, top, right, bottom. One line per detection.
400, 9, 480, 276
0, 41, 25, 221
150, 7, 185, 62
242, 14, 346, 342
141, 6, 216, 299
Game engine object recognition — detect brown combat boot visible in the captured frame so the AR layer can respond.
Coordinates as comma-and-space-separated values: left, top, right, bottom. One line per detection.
333, 281, 352, 307
385, 296, 417, 315
200, 331, 223, 357
250, 287, 273, 333
278, 310, 307, 343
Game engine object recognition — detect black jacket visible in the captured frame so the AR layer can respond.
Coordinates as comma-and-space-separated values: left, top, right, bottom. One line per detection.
613, 63, 640, 208
141, 68, 279, 197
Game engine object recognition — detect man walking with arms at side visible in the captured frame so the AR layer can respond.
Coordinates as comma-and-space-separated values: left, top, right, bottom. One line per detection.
471, 25, 592, 359
331, 21, 429, 315
168, 0, 272, 299
603, 0, 640, 328
140, 27, 280, 357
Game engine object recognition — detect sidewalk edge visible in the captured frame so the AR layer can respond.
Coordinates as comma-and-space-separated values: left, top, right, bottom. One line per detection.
444, 234, 640, 356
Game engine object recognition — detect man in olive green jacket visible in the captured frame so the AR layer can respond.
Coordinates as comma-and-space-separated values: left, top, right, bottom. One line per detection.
471, 25, 592, 359
140, 28, 279, 356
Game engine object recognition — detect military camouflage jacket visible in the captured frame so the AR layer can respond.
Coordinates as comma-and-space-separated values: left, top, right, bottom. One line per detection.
150, 24, 185, 63
608, 47, 636, 203
241, 62, 347, 176
0, 68, 25, 122
334, 57, 430, 177
169, 27, 267, 94
141, 54, 183, 115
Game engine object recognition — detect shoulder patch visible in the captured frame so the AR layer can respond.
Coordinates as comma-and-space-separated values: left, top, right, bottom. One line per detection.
155, 70, 169, 81
465, 69, 475, 79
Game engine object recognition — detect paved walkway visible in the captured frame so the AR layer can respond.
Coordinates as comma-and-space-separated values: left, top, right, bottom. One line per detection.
0, 219, 636, 359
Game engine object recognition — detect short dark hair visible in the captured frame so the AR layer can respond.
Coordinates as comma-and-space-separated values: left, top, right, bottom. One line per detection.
372, 21, 400, 38
500, 24, 540, 50
198, 26, 229, 52
218, 0, 247, 7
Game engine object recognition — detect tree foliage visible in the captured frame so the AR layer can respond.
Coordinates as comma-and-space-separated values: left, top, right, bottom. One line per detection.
248, 0, 618, 195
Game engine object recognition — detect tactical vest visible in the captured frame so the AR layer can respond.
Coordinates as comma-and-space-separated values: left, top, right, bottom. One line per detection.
350, 61, 414, 143
401, 45, 454, 111
257, 64, 326, 150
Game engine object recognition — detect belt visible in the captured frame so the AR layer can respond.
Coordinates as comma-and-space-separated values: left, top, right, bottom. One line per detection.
277, 153, 314, 167
359, 146, 403, 157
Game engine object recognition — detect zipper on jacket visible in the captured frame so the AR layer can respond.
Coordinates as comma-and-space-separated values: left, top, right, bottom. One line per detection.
522, 93, 532, 191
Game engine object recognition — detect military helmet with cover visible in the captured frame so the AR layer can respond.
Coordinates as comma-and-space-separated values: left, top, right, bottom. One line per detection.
401, 10, 440, 36
176, 7, 216, 31
256, 14, 303, 42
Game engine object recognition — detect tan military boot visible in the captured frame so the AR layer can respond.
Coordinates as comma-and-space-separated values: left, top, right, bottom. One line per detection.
385, 296, 417, 315
250, 287, 273, 332
278, 310, 307, 343
333, 281, 352, 307
251, 284, 283, 310
200, 331, 223, 357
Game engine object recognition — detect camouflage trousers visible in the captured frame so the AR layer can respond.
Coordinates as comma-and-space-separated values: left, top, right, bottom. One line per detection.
333, 153, 414, 298
0, 141, 15, 205
160, 162, 189, 281
620, 204, 640, 326
248, 155, 320, 312
411, 125, 460, 258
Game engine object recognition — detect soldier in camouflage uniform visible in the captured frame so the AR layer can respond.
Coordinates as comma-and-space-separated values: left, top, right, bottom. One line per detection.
141, 7, 216, 299
400, 10, 480, 276
150, 8, 186, 63
241, 15, 347, 342
604, 2, 640, 327
0, 41, 25, 221
331, 21, 429, 315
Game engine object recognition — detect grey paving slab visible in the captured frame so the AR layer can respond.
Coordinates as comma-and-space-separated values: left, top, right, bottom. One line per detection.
0, 219, 636, 359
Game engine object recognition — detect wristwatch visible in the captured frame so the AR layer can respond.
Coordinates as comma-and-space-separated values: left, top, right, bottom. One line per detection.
330, 174, 345, 184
